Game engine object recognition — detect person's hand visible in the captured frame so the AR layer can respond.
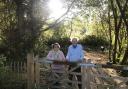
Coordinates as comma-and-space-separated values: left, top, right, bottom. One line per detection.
65, 59, 69, 64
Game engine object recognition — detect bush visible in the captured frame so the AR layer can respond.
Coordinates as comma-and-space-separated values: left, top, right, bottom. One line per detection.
80, 35, 109, 49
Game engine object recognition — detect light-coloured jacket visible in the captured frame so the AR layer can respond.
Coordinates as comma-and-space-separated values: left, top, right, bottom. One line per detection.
47, 50, 66, 71
66, 44, 84, 62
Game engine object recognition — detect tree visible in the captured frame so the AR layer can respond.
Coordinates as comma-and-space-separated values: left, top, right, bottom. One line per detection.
0, 0, 49, 60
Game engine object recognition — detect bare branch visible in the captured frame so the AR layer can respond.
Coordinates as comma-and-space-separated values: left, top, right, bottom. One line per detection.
40, 0, 76, 32
115, 0, 128, 30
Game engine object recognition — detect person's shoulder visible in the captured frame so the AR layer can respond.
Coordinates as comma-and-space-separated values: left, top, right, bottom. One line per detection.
68, 45, 72, 48
58, 50, 63, 53
77, 44, 82, 47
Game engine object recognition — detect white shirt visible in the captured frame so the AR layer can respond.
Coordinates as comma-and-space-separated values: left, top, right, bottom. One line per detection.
66, 44, 84, 62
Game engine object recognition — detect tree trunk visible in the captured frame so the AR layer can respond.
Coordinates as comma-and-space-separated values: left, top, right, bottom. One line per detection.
121, 45, 128, 64
110, 0, 124, 64
108, 5, 112, 62
110, 0, 118, 63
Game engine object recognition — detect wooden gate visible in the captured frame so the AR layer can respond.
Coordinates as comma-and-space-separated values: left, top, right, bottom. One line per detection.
27, 53, 128, 89
38, 60, 83, 89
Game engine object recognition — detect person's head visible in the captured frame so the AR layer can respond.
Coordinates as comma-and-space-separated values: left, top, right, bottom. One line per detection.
52, 43, 60, 51
71, 38, 79, 48
71, 38, 78, 45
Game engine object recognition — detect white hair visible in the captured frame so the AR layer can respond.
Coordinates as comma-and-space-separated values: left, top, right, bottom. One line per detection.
70, 37, 79, 42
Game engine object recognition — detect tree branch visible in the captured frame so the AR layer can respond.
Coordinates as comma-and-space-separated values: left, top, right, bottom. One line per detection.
40, 0, 76, 32
116, 0, 128, 30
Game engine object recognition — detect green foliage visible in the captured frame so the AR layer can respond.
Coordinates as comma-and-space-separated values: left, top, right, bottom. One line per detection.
0, 0, 127, 67
85, 0, 103, 7
80, 35, 109, 48
33, 37, 49, 57
0, 55, 6, 67
0, 0, 47, 61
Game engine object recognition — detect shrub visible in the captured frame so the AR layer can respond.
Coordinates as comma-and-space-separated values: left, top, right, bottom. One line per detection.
80, 35, 109, 49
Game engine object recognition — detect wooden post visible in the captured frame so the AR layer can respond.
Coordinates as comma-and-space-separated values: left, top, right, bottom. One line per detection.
82, 66, 91, 89
27, 53, 35, 89
35, 55, 40, 89
82, 65, 86, 89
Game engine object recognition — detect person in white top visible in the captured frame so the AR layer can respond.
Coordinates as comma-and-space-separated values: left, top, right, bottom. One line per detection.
66, 38, 84, 89
66, 38, 84, 62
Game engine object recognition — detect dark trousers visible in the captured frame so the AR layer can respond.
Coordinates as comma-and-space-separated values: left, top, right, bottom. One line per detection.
68, 65, 82, 89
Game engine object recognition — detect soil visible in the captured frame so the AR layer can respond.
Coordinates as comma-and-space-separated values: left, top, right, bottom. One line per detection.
85, 51, 109, 64
85, 50, 128, 88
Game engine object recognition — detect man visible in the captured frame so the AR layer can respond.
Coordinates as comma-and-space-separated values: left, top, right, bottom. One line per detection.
66, 38, 84, 89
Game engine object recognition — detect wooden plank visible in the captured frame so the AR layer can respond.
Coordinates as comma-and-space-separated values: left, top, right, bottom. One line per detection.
65, 79, 82, 84
35, 55, 40, 89
68, 72, 82, 76
17, 61, 20, 79
97, 67, 106, 84
95, 64, 128, 70
38, 59, 128, 89
69, 65, 80, 72
88, 69, 97, 89
82, 65, 86, 89
72, 74, 79, 89
40, 60, 128, 70
27, 53, 35, 89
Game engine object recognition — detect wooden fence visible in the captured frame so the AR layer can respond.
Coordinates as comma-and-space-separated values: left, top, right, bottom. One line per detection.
1, 61, 27, 89
3, 53, 126, 89
26, 53, 128, 89
38, 61, 128, 89
27, 53, 40, 89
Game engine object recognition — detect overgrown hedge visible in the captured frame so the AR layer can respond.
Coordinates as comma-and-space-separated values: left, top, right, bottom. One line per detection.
80, 35, 109, 50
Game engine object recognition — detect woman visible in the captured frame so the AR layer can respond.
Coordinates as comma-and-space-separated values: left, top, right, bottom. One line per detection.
47, 43, 66, 72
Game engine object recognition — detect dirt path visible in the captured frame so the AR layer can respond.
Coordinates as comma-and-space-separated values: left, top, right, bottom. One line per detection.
85, 50, 123, 77
84, 51, 128, 88
85, 51, 118, 76
85, 51, 108, 64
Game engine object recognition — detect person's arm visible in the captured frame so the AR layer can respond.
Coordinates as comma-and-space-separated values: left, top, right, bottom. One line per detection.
80, 45, 84, 62
66, 46, 70, 61
46, 51, 53, 68
60, 51, 66, 61
47, 51, 54, 60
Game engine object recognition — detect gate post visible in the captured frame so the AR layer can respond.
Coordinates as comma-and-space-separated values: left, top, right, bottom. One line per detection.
27, 53, 35, 89
82, 64, 91, 89
35, 55, 40, 89
82, 65, 86, 89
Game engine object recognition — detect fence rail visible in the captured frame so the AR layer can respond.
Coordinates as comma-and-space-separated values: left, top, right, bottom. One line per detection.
3, 61, 27, 72
0, 61, 27, 89
36, 58, 128, 89
38, 59, 128, 70
2, 53, 127, 89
